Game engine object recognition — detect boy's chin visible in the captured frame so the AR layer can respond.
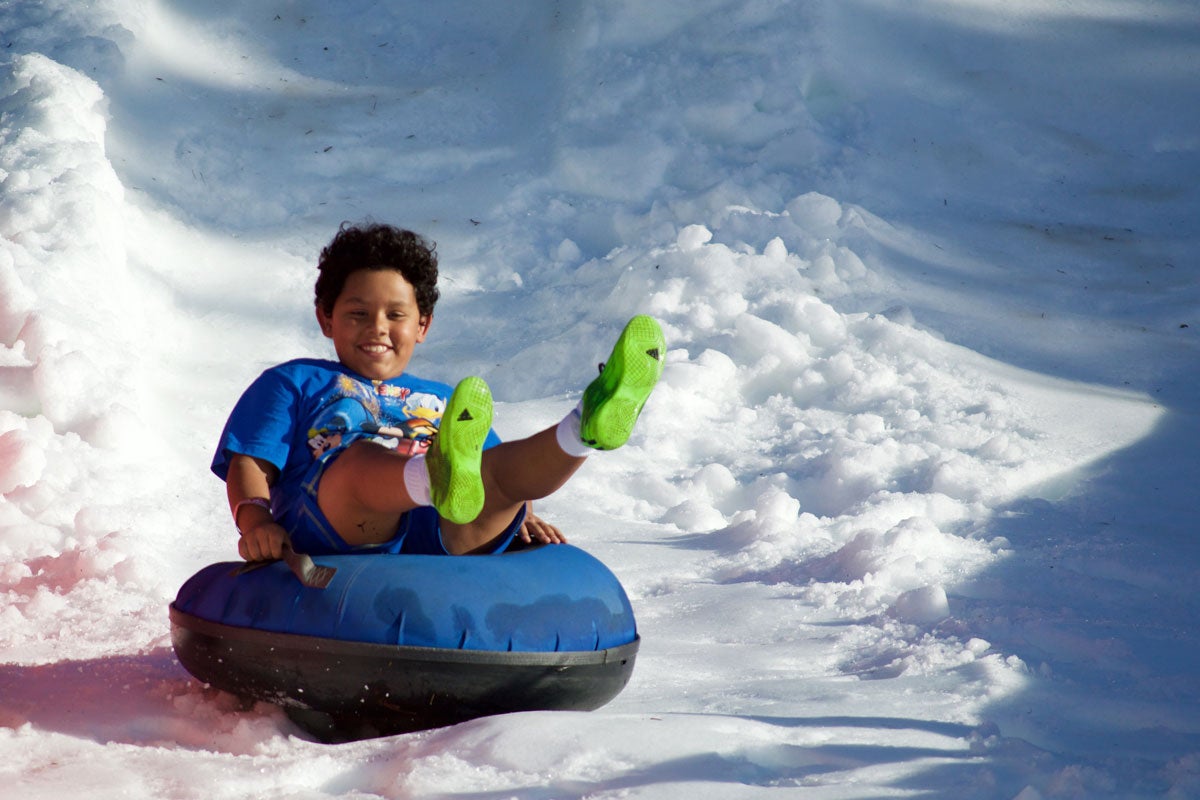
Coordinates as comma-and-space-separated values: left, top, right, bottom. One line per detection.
335, 345, 412, 381
361, 368, 405, 381
347, 359, 407, 381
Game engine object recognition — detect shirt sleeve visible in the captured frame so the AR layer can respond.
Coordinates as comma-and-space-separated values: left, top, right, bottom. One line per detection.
210, 367, 301, 482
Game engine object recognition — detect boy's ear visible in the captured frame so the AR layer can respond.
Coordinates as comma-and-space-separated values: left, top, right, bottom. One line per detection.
416, 313, 432, 342
316, 306, 333, 338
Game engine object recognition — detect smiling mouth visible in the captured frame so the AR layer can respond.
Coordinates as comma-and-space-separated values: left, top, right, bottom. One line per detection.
359, 343, 393, 355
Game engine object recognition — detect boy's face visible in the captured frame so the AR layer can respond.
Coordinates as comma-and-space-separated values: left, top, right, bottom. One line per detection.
316, 269, 431, 381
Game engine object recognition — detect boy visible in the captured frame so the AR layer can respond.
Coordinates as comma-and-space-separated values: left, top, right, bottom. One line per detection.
212, 222, 665, 560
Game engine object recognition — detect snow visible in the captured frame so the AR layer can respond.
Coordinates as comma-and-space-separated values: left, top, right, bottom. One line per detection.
1, 1, 1198, 797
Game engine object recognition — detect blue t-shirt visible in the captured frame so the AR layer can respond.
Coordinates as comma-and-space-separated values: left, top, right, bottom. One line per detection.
212, 358, 500, 509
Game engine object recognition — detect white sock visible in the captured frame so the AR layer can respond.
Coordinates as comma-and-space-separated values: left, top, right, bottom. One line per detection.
403, 454, 432, 506
555, 405, 594, 458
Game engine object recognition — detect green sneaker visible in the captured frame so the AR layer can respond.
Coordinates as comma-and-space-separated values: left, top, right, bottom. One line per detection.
427, 376, 492, 525
579, 315, 666, 451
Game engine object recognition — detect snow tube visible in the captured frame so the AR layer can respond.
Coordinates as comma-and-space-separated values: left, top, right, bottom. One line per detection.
169, 543, 639, 741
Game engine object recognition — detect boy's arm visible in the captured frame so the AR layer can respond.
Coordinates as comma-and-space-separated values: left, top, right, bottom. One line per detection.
226, 453, 288, 561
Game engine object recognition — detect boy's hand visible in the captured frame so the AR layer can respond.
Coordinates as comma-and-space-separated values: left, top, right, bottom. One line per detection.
238, 521, 289, 562
519, 506, 568, 545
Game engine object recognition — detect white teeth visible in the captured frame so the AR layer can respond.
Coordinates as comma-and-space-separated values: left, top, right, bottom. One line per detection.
361, 344, 390, 354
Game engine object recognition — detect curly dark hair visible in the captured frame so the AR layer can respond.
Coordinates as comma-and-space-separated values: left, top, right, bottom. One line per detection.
314, 222, 440, 317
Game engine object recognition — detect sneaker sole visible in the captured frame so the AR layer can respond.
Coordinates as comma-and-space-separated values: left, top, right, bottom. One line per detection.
428, 376, 492, 525
580, 315, 665, 450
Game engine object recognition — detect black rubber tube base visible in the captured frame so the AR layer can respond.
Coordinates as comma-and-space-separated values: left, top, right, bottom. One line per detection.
170, 605, 639, 742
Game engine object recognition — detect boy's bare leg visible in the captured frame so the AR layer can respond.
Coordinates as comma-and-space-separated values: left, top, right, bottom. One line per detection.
441, 427, 587, 553
313, 427, 583, 552
315, 440, 423, 547
442, 313, 666, 553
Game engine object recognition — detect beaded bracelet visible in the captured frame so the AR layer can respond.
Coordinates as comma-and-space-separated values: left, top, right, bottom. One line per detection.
234, 497, 272, 534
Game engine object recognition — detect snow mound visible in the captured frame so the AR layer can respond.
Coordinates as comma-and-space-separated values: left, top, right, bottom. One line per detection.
0, 54, 168, 663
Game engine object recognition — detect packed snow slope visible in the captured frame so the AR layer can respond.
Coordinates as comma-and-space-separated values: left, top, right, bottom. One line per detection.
2, 1, 1199, 798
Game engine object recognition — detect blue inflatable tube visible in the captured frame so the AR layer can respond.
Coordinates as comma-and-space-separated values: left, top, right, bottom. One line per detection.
169, 544, 639, 741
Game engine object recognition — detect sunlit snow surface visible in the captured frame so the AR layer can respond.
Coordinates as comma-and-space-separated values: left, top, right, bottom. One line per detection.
2, 1, 1198, 797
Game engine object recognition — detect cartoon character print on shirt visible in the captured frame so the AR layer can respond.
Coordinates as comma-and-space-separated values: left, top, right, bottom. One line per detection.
306, 374, 446, 460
